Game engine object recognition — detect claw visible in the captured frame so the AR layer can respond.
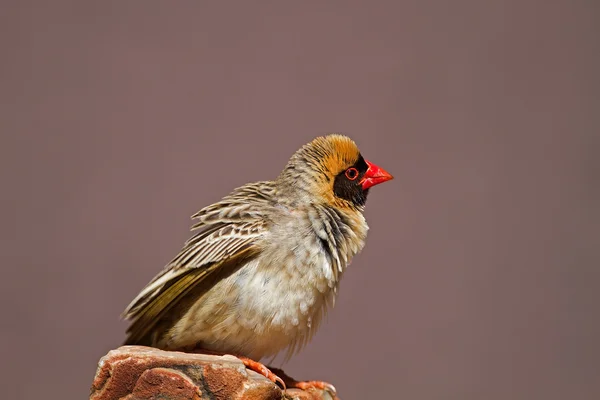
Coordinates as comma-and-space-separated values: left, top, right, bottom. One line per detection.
184, 346, 333, 395
238, 356, 287, 390
294, 380, 337, 396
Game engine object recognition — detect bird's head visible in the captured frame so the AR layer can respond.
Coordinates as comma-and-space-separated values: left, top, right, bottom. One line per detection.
277, 134, 393, 210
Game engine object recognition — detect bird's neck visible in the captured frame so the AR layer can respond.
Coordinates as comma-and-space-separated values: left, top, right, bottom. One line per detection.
279, 201, 368, 280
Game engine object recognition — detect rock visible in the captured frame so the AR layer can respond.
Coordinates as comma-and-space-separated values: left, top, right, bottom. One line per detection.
90, 346, 339, 400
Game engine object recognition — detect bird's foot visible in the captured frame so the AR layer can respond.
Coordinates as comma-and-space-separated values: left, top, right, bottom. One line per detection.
183, 347, 334, 395
290, 380, 337, 397
184, 347, 286, 390
238, 356, 286, 390
270, 367, 337, 397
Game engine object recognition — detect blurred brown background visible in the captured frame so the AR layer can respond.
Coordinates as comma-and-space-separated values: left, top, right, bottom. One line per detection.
1, 1, 599, 399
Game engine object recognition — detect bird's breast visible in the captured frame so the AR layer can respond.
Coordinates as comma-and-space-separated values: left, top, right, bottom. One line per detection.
236, 227, 339, 327
170, 206, 368, 359
236, 206, 367, 336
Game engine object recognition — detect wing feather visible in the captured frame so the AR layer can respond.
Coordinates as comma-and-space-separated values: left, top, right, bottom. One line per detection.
122, 181, 276, 345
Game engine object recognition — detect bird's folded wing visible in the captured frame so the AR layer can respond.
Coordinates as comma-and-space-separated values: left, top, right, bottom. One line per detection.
122, 219, 265, 344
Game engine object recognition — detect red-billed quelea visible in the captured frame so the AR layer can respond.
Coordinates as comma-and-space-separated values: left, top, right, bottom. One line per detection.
122, 134, 393, 394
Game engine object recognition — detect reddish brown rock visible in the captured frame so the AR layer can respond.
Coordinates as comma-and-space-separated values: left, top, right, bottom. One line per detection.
124, 368, 201, 400
90, 346, 339, 400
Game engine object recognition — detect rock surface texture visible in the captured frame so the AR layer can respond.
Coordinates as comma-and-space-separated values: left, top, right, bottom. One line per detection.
90, 346, 339, 400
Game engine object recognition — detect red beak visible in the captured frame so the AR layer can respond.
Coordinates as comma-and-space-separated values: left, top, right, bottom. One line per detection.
361, 160, 394, 190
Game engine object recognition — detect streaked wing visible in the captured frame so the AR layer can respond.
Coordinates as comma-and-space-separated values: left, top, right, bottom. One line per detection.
191, 180, 276, 225
122, 181, 275, 345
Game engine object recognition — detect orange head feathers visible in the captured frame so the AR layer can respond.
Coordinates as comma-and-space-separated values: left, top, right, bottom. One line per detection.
277, 134, 393, 209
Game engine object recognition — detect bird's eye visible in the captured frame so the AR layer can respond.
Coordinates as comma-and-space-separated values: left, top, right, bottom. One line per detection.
345, 167, 359, 180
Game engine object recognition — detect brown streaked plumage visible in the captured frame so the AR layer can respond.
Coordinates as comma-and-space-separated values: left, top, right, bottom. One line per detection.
122, 134, 393, 393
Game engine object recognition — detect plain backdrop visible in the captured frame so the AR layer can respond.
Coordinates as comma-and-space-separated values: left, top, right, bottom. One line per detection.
1, 1, 599, 399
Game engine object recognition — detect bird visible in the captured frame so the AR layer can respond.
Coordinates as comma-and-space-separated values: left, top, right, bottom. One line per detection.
122, 134, 393, 394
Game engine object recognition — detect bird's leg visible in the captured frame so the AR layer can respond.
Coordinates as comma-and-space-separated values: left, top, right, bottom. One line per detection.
182, 346, 334, 395
269, 367, 337, 397
183, 347, 286, 390
237, 356, 286, 390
